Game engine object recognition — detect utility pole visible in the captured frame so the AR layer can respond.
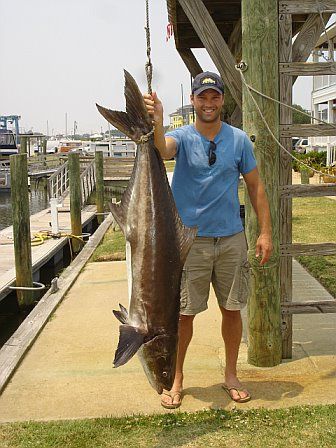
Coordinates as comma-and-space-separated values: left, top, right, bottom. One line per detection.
181, 83, 184, 125
242, 0, 281, 367
65, 112, 68, 138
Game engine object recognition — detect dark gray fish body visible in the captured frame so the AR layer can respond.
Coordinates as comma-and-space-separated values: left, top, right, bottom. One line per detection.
96, 71, 197, 394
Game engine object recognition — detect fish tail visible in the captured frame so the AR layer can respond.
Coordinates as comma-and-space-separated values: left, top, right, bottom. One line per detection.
96, 70, 153, 142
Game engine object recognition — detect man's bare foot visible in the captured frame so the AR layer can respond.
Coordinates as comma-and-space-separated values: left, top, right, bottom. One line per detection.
161, 373, 183, 408
223, 374, 251, 403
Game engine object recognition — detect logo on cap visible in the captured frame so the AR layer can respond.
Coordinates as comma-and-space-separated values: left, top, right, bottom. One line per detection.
201, 77, 216, 85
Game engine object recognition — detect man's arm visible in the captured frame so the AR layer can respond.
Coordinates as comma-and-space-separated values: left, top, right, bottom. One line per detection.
243, 167, 273, 265
143, 92, 177, 160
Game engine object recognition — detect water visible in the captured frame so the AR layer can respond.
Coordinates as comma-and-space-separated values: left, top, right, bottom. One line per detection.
0, 184, 50, 231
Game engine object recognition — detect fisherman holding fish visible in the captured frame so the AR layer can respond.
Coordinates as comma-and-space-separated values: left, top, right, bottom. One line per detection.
144, 72, 273, 408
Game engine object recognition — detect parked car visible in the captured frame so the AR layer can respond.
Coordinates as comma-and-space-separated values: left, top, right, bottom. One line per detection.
294, 138, 309, 154
292, 137, 300, 150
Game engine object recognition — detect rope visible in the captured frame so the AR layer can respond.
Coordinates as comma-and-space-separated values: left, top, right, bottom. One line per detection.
138, 0, 155, 145
145, 0, 153, 95
236, 66, 336, 179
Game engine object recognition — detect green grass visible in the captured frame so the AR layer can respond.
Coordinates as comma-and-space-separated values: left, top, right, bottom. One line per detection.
90, 228, 126, 262
292, 197, 336, 298
1, 405, 335, 448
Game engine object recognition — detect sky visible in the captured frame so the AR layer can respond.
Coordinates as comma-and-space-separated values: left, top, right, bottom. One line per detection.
1, 0, 313, 135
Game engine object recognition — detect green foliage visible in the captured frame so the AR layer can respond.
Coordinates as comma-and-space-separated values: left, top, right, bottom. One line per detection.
1, 405, 335, 448
292, 104, 311, 125
292, 151, 327, 173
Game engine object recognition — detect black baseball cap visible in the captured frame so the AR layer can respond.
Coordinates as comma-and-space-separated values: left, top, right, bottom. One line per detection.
192, 71, 224, 95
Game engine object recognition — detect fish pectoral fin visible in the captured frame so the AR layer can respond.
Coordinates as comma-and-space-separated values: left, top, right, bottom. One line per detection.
112, 303, 129, 324
109, 202, 127, 233
113, 325, 145, 368
179, 225, 198, 265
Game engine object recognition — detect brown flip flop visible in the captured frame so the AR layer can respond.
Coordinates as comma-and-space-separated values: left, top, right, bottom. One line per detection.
222, 384, 251, 403
161, 390, 183, 409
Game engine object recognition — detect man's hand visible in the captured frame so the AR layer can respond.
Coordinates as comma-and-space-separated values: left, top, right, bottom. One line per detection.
256, 233, 273, 266
143, 92, 164, 126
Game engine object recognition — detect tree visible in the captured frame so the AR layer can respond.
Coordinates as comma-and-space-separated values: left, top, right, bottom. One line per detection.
292, 104, 311, 124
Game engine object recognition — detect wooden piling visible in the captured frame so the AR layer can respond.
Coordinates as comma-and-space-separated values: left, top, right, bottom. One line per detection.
68, 152, 82, 254
10, 154, 34, 309
95, 151, 104, 224
242, 0, 282, 366
20, 137, 27, 155
42, 138, 47, 167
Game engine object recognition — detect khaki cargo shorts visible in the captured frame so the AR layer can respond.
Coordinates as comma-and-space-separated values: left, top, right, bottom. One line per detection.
180, 231, 251, 315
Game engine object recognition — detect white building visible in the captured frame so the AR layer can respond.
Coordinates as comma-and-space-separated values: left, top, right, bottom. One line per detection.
87, 138, 136, 158
311, 22, 336, 166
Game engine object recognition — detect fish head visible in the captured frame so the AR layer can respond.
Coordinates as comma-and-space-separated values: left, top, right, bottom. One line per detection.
138, 333, 178, 394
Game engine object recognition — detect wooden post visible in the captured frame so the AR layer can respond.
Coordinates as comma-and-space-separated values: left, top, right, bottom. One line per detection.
42, 138, 47, 167
10, 154, 34, 309
20, 136, 27, 155
279, 12, 293, 359
242, 0, 282, 366
68, 152, 82, 254
95, 151, 104, 224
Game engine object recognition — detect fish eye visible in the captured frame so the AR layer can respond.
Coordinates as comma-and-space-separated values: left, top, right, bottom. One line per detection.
162, 371, 168, 377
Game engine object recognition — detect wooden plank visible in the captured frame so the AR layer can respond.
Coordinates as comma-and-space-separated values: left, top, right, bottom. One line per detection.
279, 12, 293, 359
279, 1, 336, 14
0, 214, 114, 394
292, 13, 332, 67
280, 61, 336, 75
178, 0, 242, 108
280, 242, 336, 256
280, 124, 336, 137
280, 183, 336, 197
282, 300, 336, 314
177, 49, 203, 78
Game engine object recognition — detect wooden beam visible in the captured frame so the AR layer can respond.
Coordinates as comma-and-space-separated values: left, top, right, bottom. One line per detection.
282, 300, 336, 314
279, 1, 336, 14
242, 0, 281, 368
280, 242, 336, 256
279, 183, 336, 197
177, 0, 242, 108
279, 12, 293, 360
292, 13, 332, 61
177, 49, 203, 78
280, 123, 336, 137
280, 61, 336, 75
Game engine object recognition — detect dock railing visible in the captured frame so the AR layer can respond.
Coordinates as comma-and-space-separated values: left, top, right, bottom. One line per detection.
48, 156, 96, 206
80, 159, 96, 205
48, 161, 69, 200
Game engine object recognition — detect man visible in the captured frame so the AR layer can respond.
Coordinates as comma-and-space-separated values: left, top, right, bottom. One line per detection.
143, 71, 272, 409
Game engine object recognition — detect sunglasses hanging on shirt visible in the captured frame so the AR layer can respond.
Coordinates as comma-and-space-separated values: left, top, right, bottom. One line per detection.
209, 141, 217, 166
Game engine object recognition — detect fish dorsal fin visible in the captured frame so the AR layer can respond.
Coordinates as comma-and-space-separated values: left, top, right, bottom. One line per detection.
113, 325, 145, 368
112, 303, 129, 324
96, 70, 152, 142
178, 223, 198, 266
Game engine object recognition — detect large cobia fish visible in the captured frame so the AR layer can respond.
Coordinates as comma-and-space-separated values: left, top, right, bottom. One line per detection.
96, 71, 197, 394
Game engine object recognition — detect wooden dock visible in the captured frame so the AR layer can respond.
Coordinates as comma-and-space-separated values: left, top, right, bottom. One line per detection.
0, 198, 97, 302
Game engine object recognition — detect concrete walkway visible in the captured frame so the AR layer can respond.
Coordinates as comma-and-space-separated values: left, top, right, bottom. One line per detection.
0, 260, 335, 422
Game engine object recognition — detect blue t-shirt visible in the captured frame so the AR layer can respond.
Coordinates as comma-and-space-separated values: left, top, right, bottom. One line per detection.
166, 123, 257, 237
